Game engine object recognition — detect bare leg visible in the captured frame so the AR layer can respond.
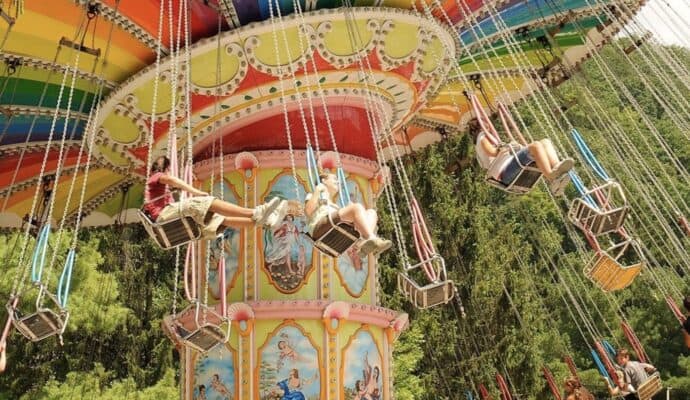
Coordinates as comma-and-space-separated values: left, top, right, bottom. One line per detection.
287, 256, 295, 274
364, 209, 378, 234
527, 142, 553, 175
338, 203, 375, 239
220, 217, 255, 229
540, 139, 559, 166
209, 199, 255, 218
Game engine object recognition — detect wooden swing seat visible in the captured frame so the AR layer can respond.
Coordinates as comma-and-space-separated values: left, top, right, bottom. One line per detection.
177, 324, 227, 353
397, 273, 455, 309
569, 199, 628, 236
636, 372, 662, 400
164, 303, 229, 354
138, 209, 201, 250
486, 146, 542, 194
584, 252, 642, 292
307, 212, 360, 258
8, 291, 67, 342
568, 182, 629, 236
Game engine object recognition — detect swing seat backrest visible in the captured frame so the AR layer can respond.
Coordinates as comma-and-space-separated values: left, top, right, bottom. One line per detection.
568, 182, 629, 236
180, 324, 227, 353
584, 251, 642, 292
138, 210, 201, 249
164, 303, 229, 354
486, 146, 542, 195
8, 287, 68, 342
636, 373, 662, 400
307, 213, 360, 258
397, 273, 455, 309
12, 309, 65, 342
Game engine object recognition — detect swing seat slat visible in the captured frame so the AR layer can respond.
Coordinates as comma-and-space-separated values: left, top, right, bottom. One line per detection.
486, 146, 542, 194
568, 181, 629, 236
636, 372, 662, 400
138, 210, 201, 249
397, 273, 455, 309
8, 289, 67, 342
163, 303, 229, 354
584, 252, 642, 292
307, 212, 360, 258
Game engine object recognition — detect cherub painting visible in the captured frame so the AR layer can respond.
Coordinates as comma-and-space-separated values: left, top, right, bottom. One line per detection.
193, 346, 236, 400
259, 325, 320, 400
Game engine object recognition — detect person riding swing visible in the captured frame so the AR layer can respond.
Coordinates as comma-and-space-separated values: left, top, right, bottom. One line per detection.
143, 156, 288, 239
304, 172, 391, 257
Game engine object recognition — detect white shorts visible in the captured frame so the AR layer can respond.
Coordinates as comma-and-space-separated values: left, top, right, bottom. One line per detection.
157, 196, 224, 239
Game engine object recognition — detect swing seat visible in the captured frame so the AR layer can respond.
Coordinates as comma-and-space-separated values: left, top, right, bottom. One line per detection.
12, 309, 66, 342
165, 303, 230, 354
398, 255, 455, 309
7, 290, 68, 342
397, 273, 455, 309
636, 372, 662, 400
307, 212, 361, 258
569, 199, 628, 236
486, 146, 542, 195
568, 182, 629, 236
178, 324, 227, 353
138, 210, 201, 250
584, 251, 642, 292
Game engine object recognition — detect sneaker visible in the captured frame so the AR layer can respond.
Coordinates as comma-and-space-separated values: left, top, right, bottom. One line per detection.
549, 173, 571, 196
372, 237, 393, 255
357, 237, 379, 258
264, 200, 289, 231
544, 158, 574, 181
253, 197, 281, 226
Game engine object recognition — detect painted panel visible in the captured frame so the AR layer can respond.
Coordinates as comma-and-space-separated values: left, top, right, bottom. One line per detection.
258, 324, 322, 400
192, 345, 238, 400
342, 327, 383, 400
208, 180, 242, 300
335, 178, 369, 297
261, 173, 315, 294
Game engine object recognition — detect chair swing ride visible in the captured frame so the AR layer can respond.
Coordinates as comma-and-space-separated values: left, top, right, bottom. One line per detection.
0, 0, 687, 398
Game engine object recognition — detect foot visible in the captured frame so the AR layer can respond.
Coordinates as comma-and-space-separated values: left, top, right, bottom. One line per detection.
544, 158, 574, 181
253, 197, 281, 226
372, 237, 393, 255
264, 200, 289, 231
357, 237, 379, 258
549, 173, 571, 196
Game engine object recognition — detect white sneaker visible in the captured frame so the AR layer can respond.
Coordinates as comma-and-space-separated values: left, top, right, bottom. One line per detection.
253, 197, 281, 226
357, 237, 379, 258
372, 237, 393, 255
264, 200, 289, 231
545, 158, 574, 181
549, 173, 571, 196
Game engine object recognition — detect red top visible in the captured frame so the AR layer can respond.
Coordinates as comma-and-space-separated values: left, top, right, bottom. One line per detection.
143, 172, 173, 220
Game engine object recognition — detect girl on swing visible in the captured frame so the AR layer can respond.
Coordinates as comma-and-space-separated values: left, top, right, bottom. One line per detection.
473, 125, 574, 195
305, 172, 391, 257
144, 156, 288, 239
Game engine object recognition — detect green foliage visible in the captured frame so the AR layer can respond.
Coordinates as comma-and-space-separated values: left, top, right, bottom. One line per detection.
25, 365, 178, 400
0, 226, 178, 399
377, 42, 690, 399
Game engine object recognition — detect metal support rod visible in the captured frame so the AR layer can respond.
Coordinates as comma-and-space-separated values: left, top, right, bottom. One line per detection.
59, 37, 101, 57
